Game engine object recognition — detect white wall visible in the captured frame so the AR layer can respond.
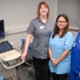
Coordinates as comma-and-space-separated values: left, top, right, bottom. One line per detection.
0, 0, 57, 34
0, 0, 39, 27
0, 0, 79, 50
57, 0, 80, 27
0, 0, 57, 50
45, 0, 58, 22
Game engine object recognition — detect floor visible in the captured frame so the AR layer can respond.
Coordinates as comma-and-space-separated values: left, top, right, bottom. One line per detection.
17, 62, 36, 80
16, 53, 68, 80
17, 63, 69, 80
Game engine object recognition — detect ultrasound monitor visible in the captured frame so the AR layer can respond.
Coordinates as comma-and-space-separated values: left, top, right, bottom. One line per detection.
0, 20, 5, 39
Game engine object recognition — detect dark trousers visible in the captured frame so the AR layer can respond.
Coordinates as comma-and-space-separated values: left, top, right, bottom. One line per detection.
33, 57, 50, 80
51, 73, 68, 80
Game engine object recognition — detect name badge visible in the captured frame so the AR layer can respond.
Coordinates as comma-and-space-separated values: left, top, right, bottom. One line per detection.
40, 26, 44, 29
59, 40, 63, 44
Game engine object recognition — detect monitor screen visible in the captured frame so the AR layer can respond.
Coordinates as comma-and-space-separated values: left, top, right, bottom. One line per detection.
0, 20, 5, 39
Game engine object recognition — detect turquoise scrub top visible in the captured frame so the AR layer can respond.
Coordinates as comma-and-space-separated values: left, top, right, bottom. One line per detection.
49, 31, 75, 74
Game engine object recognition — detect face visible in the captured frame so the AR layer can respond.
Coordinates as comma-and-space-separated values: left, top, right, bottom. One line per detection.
40, 4, 48, 16
57, 16, 68, 30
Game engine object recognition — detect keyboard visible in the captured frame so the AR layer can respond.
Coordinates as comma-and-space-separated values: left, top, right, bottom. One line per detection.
0, 50, 21, 61
0, 41, 13, 53
0, 41, 24, 69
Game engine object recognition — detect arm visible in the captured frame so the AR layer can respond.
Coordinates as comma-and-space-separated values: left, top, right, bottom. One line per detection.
49, 47, 70, 66
57, 50, 70, 63
48, 47, 56, 66
21, 34, 32, 62
48, 47, 54, 61
56, 32, 75, 64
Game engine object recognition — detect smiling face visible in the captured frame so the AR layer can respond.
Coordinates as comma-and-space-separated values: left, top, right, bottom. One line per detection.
53, 14, 69, 38
37, 2, 49, 19
40, 4, 48, 17
57, 16, 68, 30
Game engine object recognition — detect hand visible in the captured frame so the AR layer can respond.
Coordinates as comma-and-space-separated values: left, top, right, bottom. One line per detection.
51, 58, 56, 66
51, 58, 59, 66
53, 59, 59, 66
21, 52, 27, 62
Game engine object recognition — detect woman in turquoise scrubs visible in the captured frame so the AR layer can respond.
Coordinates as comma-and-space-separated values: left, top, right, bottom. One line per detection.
48, 14, 75, 80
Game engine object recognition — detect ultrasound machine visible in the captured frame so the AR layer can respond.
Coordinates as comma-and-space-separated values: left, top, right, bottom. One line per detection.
0, 20, 24, 80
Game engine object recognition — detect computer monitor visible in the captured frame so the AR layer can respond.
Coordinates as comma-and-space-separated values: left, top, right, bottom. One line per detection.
0, 20, 5, 39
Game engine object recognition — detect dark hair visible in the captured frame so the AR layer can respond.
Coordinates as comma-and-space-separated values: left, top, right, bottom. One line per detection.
37, 1, 50, 19
52, 14, 69, 38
